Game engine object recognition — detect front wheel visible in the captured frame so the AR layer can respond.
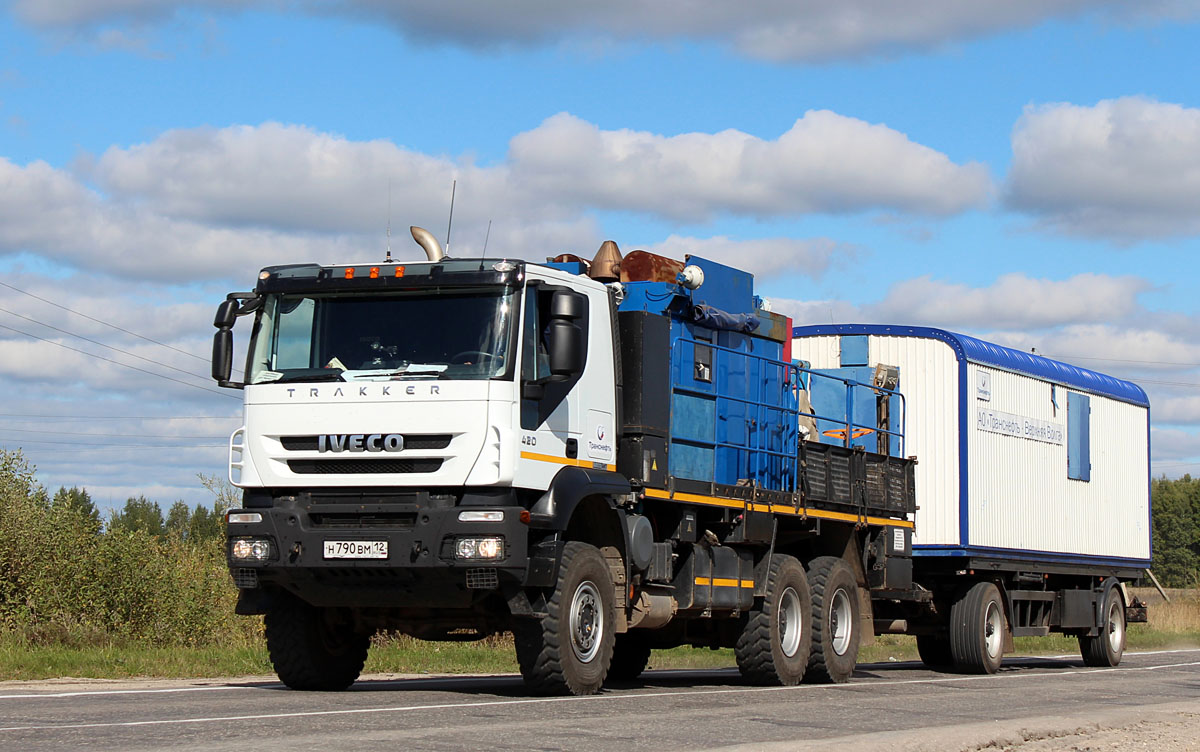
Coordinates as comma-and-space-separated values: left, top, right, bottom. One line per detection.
735, 554, 811, 685
806, 556, 860, 683
264, 594, 369, 691
514, 542, 615, 695
606, 633, 653, 683
950, 582, 1006, 674
1080, 586, 1126, 667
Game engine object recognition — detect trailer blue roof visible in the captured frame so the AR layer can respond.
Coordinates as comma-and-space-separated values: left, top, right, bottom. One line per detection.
792, 324, 1149, 408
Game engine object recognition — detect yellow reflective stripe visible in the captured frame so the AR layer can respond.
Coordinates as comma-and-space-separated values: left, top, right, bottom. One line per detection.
643, 487, 913, 529
519, 451, 615, 472
694, 577, 756, 588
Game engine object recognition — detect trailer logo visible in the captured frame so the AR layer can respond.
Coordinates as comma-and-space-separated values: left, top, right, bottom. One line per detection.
318, 434, 405, 453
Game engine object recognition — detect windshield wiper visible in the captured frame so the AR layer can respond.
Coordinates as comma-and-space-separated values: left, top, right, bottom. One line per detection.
341, 364, 450, 381
268, 368, 346, 384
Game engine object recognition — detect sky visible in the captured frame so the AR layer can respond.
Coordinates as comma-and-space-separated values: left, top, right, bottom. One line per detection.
2, 1, 1200, 513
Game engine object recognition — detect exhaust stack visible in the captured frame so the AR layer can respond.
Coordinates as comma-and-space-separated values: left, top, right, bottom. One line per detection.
410, 226, 444, 262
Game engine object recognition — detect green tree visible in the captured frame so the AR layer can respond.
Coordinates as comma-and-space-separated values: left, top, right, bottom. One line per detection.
1151, 475, 1200, 587
109, 496, 165, 537
51, 486, 101, 532
165, 501, 192, 539
186, 505, 223, 543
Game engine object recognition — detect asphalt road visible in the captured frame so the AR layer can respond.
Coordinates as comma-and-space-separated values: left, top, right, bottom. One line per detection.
1, 649, 1198, 751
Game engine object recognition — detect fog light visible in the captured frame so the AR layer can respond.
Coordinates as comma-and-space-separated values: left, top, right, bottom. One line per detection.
455, 536, 504, 560
231, 537, 273, 562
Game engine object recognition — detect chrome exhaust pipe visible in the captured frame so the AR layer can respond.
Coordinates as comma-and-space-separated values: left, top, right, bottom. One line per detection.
410, 226, 444, 261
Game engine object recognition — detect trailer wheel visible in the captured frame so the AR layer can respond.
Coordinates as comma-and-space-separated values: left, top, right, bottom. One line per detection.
735, 554, 811, 685
916, 635, 954, 670
513, 541, 614, 695
806, 556, 860, 683
606, 633, 653, 683
950, 582, 1006, 674
1080, 586, 1126, 667
264, 593, 369, 691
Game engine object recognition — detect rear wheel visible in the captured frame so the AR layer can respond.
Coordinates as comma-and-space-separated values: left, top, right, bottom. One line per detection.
950, 582, 1006, 674
606, 633, 653, 683
735, 554, 811, 685
806, 556, 860, 683
1080, 586, 1126, 667
514, 542, 615, 695
916, 635, 954, 669
264, 594, 369, 691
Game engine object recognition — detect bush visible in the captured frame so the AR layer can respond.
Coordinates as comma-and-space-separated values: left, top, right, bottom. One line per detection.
0, 450, 256, 647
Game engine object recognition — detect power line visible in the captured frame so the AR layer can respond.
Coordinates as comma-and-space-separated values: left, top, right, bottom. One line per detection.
0, 438, 226, 448
0, 279, 213, 366
0, 321, 238, 400
0, 427, 228, 439
0, 414, 238, 420
0, 305, 210, 381
1043, 353, 1200, 368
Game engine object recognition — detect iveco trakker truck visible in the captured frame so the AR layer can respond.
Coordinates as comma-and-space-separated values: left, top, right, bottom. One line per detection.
212, 227, 1148, 695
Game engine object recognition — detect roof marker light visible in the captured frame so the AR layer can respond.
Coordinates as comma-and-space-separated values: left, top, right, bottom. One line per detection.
395, 266, 405, 278
344, 268, 355, 279
369, 266, 380, 279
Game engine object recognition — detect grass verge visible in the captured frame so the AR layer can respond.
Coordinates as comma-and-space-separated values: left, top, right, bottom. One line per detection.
3, 593, 1197, 682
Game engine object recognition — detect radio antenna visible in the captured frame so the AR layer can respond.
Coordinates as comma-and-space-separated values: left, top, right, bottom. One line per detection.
482, 220, 493, 255
445, 179, 456, 255
384, 180, 393, 262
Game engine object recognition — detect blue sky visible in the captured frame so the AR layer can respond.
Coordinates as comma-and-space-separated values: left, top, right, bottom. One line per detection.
2, 1, 1200, 511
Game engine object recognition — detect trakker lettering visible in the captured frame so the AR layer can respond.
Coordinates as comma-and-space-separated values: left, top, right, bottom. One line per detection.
317, 434, 405, 453
285, 385, 441, 398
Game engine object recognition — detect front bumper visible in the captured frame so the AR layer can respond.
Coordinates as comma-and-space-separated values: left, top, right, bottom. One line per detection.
225, 490, 537, 608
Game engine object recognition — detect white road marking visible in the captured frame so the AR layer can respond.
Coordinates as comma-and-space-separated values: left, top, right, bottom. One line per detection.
0, 685, 263, 700
1, 657, 1198, 733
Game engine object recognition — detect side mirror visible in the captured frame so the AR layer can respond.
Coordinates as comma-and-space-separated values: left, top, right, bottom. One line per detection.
214, 299, 239, 329
212, 329, 234, 383
547, 318, 584, 377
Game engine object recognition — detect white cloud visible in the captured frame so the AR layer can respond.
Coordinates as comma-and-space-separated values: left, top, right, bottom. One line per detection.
1005, 97, 1200, 241
509, 112, 991, 222
647, 235, 855, 280
868, 273, 1149, 330
12, 0, 1194, 62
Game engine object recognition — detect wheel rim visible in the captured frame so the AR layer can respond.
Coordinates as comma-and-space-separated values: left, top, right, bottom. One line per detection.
778, 586, 804, 658
983, 601, 1003, 660
829, 587, 853, 656
1106, 599, 1125, 654
569, 580, 603, 663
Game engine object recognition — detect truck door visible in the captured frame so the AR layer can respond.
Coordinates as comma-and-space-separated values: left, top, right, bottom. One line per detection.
513, 283, 584, 490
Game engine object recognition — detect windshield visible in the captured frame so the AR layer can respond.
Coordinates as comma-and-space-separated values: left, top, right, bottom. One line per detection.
246, 287, 516, 384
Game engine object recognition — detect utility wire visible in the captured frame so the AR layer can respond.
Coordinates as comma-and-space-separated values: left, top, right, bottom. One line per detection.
0, 321, 238, 400
0, 305, 210, 381
0, 427, 227, 439
0, 414, 238, 420
0, 437, 226, 449
0, 279, 213, 366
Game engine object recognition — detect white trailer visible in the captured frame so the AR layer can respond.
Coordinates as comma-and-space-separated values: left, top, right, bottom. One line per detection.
793, 324, 1150, 671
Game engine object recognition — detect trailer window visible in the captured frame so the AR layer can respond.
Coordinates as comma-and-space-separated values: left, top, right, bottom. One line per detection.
1068, 392, 1091, 481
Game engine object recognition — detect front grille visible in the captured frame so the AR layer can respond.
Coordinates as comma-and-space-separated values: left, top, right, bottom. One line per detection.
309, 512, 417, 529
280, 434, 452, 451
466, 568, 499, 590
287, 458, 443, 474
231, 568, 259, 589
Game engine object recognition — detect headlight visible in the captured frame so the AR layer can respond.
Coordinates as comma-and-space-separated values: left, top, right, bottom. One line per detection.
230, 537, 273, 562
455, 536, 504, 560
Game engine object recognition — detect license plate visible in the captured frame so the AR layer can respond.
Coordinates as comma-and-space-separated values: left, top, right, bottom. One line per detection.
323, 540, 388, 559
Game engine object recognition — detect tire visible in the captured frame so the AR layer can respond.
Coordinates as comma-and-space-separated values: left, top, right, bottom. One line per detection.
735, 554, 812, 686
806, 556, 860, 683
1080, 586, 1126, 667
264, 593, 369, 691
949, 582, 1006, 674
514, 542, 615, 695
916, 635, 954, 669
606, 633, 653, 683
